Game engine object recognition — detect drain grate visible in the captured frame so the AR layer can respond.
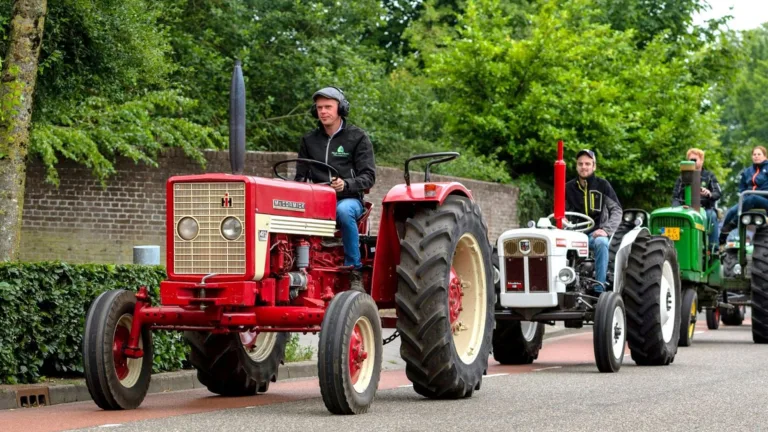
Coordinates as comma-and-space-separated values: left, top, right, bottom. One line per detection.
16, 387, 49, 408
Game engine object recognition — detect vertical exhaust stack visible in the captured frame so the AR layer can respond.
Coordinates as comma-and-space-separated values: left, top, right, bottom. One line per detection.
554, 140, 566, 229
679, 161, 701, 211
229, 60, 246, 174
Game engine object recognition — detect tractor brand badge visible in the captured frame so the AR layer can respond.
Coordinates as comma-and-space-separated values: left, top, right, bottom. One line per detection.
273, 199, 306, 212
221, 192, 232, 208
258, 230, 268, 241
331, 145, 349, 158
519, 239, 531, 255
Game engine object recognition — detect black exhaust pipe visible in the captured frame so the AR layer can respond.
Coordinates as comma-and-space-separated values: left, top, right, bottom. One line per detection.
229, 60, 246, 174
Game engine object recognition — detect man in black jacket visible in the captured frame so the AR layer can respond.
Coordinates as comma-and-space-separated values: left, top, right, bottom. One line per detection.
670, 148, 721, 250
565, 149, 623, 294
294, 87, 376, 291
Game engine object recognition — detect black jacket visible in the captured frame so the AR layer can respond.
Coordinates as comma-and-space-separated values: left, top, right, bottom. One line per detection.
671, 168, 721, 209
294, 120, 376, 201
565, 174, 623, 236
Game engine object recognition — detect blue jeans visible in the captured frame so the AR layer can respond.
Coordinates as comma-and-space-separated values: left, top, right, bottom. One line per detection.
337, 198, 364, 269
722, 195, 768, 230
705, 208, 719, 248
589, 235, 609, 292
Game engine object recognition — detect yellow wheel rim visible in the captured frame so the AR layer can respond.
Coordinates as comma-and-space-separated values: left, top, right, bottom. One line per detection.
688, 298, 697, 339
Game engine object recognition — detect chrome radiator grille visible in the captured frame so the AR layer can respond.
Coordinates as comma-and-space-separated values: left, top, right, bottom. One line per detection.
173, 182, 246, 274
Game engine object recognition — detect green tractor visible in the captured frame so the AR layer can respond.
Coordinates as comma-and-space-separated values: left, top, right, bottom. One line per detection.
632, 161, 768, 345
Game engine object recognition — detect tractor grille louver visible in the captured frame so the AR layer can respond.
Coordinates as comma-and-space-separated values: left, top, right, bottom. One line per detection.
173, 182, 246, 275
503, 238, 548, 257
652, 217, 691, 230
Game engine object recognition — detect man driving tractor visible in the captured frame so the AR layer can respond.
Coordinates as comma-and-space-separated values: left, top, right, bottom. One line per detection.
294, 87, 376, 292
565, 149, 623, 294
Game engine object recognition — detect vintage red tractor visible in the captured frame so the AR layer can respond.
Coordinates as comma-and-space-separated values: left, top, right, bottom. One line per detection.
82, 62, 495, 415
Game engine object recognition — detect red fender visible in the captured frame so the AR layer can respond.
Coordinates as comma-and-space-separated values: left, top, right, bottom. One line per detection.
370, 182, 474, 305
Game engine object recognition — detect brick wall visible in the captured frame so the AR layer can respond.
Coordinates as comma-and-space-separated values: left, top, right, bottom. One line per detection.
20, 149, 518, 264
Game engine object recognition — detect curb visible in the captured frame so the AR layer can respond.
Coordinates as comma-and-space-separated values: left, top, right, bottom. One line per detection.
0, 360, 318, 411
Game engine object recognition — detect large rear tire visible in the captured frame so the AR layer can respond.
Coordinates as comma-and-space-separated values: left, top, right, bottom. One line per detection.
721, 305, 745, 326
184, 330, 287, 396
623, 235, 681, 366
492, 320, 545, 365
678, 287, 698, 347
83, 289, 153, 410
396, 195, 494, 399
593, 291, 626, 373
751, 228, 768, 343
319, 291, 383, 414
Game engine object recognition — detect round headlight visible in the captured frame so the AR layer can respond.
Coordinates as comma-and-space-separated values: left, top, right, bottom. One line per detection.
221, 216, 243, 240
623, 212, 634, 223
558, 267, 576, 285
637, 213, 646, 222
177, 217, 199, 241
756, 216, 765, 226
741, 214, 753, 226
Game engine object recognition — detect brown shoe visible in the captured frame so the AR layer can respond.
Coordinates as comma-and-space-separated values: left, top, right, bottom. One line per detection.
349, 270, 365, 292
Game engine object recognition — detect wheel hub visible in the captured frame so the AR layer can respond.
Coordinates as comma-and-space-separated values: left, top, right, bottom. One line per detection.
448, 267, 465, 333
613, 322, 622, 343
349, 324, 368, 385
666, 291, 672, 312
113, 325, 130, 381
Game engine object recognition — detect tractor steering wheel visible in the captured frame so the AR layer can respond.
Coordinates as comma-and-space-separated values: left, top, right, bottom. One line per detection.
546, 211, 595, 232
272, 158, 340, 186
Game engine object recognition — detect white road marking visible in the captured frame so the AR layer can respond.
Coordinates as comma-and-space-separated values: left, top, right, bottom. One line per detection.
484, 373, 509, 378
398, 384, 413, 388
98, 425, 123, 428
533, 366, 562, 372
695, 331, 705, 334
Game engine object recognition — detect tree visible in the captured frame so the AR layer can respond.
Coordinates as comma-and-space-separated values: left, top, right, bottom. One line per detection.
0, 0, 47, 262
717, 24, 768, 206
415, 0, 729, 209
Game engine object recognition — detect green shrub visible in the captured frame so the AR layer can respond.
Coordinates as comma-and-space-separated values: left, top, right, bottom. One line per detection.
0, 262, 189, 384
284, 334, 314, 363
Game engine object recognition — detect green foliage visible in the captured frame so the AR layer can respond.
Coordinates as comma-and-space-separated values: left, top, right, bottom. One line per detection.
0, 262, 188, 384
284, 334, 314, 363
415, 0, 728, 210
717, 24, 768, 207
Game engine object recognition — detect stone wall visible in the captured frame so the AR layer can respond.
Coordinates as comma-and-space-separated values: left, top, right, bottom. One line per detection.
20, 149, 518, 264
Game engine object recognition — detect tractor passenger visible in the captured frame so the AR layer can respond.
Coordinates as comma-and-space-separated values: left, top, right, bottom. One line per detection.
565, 149, 623, 294
671, 148, 722, 250
294, 87, 376, 292
720, 146, 768, 243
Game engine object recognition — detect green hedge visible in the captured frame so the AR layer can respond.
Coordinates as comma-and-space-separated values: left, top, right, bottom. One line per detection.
0, 262, 189, 384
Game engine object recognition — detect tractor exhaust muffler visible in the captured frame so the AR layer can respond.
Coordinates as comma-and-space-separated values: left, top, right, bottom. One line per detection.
229, 60, 246, 174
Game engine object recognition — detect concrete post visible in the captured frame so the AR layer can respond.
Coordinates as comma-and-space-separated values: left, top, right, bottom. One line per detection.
133, 245, 160, 265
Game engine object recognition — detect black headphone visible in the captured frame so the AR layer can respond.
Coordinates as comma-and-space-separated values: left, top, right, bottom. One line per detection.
310, 86, 350, 119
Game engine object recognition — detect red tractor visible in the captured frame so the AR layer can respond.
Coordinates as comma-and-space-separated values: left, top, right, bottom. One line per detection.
82, 62, 495, 415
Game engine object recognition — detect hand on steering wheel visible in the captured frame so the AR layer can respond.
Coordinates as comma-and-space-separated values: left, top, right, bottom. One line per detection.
546, 211, 595, 232
272, 158, 340, 186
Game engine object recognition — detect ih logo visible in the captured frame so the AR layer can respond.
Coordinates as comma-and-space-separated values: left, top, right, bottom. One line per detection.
331, 145, 349, 158
221, 192, 232, 208
519, 239, 531, 255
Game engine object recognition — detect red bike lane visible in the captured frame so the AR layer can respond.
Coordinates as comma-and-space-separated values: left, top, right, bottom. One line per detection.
0, 326, 710, 432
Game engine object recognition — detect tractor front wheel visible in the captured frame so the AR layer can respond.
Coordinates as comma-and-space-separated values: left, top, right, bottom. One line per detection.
678, 287, 698, 347
318, 290, 383, 414
706, 308, 720, 330
396, 195, 494, 399
83, 289, 153, 410
593, 291, 626, 373
721, 305, 746, 326
184, 329, 287, 396
623, 235, 681, 366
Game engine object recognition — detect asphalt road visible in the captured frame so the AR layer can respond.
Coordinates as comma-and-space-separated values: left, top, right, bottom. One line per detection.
3, 316, 767, 432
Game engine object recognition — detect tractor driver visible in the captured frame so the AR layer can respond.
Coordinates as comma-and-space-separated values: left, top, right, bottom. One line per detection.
294, 87, 376, 292
565, 149, 623, 295
670, 148, 721, 251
